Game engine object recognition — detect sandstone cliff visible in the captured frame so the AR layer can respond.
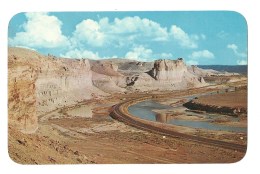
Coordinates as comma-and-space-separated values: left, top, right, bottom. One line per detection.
150, 58, 187, 81
89, 58, 208, 91
8, 47, 103, 133
9, 48, 210, 133
146, 58, 206, 89
90, 60, 121, 77
8, 48, 39, 133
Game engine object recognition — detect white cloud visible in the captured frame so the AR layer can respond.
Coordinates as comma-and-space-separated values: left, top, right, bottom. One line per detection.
125, 45, 153, 61
227, 44, 238, 50
111, 16, 168, 41
9, 13, 69, 48
160, 53, 173, 58
103, 55, 118, 59
72, 19, 105, 47
124, 45, 173, 61
227, 44, 247, 57
60, 49, 100, 59
170, 25, 198, 48
186, 60, 199, 65
237, 60, 247, 65
71, 17, 203, 50
60, 49, 120, 60
70, 16, 169, 48
189, 50, 215, 59
9, 13, 206, 59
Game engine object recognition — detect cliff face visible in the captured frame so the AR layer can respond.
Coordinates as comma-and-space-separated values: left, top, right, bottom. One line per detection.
147, 59, 206, 89
8, 48, 96, 133
151, 58, 187, 82
8, 48, 209, 133
90, 60, 126, 93
36, 58, 95, 113
8, 48, 39, 133
90, 61, 121, 77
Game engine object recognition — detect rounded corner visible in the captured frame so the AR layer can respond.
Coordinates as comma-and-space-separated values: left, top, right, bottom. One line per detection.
8, 12, 25, 27
227, 10, 248, 30
7, 148, 25, 165
229, 144, 248, 164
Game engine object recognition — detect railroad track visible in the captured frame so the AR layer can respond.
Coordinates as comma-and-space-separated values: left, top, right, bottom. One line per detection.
110, 99, 247, 153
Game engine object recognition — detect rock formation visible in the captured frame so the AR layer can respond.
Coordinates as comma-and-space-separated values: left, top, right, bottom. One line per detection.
146, 58, 206, 89
8, 48, 213, 133
8, 47, 103, 133
8, 48, 39, 133
90, 60, 121, 76
36, 57, 100, 113
150, 58, 187, 81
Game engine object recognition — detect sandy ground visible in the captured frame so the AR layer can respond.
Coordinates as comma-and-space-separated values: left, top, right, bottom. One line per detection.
195, 89, 247, 108
8, 81, 247, 164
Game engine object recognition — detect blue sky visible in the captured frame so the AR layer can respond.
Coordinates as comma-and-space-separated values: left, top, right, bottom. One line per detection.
8, 11, 247, 65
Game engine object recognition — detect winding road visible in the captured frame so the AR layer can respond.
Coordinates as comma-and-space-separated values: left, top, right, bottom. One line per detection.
110, 96, 247, 153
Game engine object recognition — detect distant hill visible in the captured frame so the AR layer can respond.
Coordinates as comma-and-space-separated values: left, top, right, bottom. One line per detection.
198, 65, 247, 75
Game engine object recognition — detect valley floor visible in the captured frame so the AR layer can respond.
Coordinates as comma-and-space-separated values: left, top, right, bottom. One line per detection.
8, 80, 247, 164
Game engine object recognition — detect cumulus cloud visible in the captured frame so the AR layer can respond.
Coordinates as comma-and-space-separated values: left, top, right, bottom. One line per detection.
9, 13, 205, 60
125, 45, 153, 61
189, 50, 215, 59
237, 60, 247, 65
70, 17, 203, 50
60, 49, 100, 59
71, 17, 204, 50
9, 12, 69, 48
227, 44, 247, 57
170, 25, 199, 48
124, 45, 173, 61
70, 16, 168, 48
111, 16, 168, 41
67, 17, 205, 60
72, 19, 105, 47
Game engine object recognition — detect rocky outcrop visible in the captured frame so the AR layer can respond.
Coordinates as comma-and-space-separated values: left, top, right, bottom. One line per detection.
8, 47, 103, 133
92, 71, 126, 93
8, 48, 210, 133
36, 58, 99, 113
188, 65, 214, 77
8, 48, 39, 133
150, 58, 187, 81
183, 100, 247, 116
198, 76, 205, 83
89, 58, 207, 91
90, 60, 126, 93
90, 61, 121, 77
147, 59, 206, 89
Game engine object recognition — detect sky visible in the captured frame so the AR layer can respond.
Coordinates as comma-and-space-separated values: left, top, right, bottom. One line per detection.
8, 11, 247, 65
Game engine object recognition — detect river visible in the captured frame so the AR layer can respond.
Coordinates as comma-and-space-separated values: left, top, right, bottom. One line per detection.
128, 99, 247, 133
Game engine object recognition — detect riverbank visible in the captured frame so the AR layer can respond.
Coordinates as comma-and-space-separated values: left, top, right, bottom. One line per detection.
183, 89, 247, 116
9, 87, 246, 164
117, 93, 247, 146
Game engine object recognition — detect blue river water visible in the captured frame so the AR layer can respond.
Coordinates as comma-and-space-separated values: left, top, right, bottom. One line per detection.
128, 100, 247, 133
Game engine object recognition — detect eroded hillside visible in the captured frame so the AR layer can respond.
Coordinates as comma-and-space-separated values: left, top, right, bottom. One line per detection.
8, 47, 215, 133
